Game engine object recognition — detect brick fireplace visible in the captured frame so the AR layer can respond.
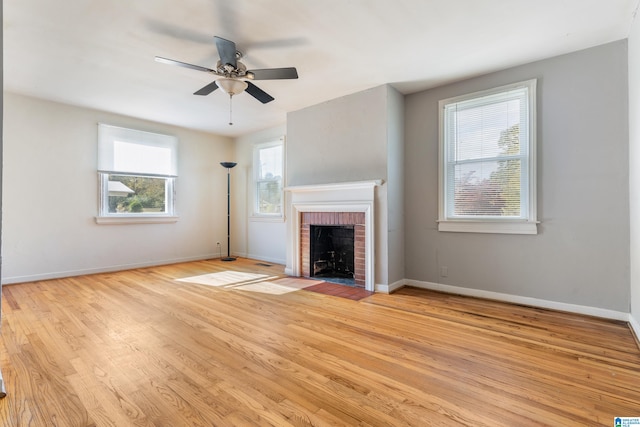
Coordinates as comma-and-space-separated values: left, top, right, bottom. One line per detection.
285, 180, 381, 292
300, 212, 366, 287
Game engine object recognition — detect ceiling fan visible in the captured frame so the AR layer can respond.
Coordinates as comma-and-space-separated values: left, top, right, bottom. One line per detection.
155, 36, 298, 105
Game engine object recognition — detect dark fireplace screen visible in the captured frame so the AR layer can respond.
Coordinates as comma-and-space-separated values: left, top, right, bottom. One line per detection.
310, 225, 355, 283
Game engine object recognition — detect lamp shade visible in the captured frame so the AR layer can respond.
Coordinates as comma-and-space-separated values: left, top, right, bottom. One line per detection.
220, 162, 237, 169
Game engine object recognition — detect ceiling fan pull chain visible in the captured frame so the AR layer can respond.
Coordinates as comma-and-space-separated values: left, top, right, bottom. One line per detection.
229, 95, 233, 126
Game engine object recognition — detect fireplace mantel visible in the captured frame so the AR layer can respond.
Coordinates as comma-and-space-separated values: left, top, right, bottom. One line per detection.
285, 180, 383, 195
285, 180, 382, 291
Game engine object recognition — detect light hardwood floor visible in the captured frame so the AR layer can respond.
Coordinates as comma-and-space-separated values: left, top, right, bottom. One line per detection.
0, 258, 639, 426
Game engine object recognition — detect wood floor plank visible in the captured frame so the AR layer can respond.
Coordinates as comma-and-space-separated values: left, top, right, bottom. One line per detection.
0, 258, 639, 426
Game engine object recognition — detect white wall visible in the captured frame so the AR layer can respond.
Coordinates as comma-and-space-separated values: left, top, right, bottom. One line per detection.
233, 124, 287, 265
2, 92, 234, 283
629, 13, 640, 333
405, 41, 630, 313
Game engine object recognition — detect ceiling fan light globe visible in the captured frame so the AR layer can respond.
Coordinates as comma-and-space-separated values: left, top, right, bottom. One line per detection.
216, 78, 248, 96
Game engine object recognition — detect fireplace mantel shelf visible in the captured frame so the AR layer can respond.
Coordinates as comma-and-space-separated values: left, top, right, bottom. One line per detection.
285, 180, 383, 194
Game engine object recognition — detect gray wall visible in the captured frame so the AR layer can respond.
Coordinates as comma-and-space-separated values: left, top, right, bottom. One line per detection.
287, 85, 390, 186
0, 0, 3, 317
386, 86, 405, 285
404, 40, 630, 312
1, 0, 6, 397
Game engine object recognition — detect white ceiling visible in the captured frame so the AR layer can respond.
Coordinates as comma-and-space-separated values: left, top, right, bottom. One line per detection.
4, 0, 638, 137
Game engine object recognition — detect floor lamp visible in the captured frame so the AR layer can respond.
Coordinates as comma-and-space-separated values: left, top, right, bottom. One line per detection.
0, 369, 5, 398
220, 162, 237, 261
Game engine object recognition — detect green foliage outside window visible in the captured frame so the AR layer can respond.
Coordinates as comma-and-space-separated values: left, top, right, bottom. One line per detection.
108, 175, 167, 214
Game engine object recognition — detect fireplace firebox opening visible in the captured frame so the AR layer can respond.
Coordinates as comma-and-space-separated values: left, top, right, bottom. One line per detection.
310, 225, 355, 286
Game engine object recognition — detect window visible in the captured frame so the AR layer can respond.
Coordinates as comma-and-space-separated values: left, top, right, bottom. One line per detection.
438, 80, 537, 234
253, 138, 284, 218
96, 124, 178, 224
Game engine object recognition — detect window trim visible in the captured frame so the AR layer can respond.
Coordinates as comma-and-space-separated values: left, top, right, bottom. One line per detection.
437, 79, 538, 235
96, 124, 179, 224
96, 173, 178, 224
251, 137, 285, 220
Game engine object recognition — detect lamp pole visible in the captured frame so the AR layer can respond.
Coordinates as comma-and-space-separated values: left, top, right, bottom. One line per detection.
220, 162, 237, 261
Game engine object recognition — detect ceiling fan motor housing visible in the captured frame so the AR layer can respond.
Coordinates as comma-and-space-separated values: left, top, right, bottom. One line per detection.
217, 59, 249, 78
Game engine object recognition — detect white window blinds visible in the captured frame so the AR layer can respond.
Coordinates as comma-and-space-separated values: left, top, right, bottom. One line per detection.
98, 124, 178, 177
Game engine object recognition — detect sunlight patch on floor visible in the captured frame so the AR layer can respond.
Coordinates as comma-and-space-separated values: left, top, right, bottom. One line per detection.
232, 280, 307, 295
176, 271, 270, 287
175, 271, 314, 295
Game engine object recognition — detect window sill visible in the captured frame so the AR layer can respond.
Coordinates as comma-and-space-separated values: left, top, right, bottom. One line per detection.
438, 220, 538, 235
95, 215, 179, 225
249, 215, 285, 223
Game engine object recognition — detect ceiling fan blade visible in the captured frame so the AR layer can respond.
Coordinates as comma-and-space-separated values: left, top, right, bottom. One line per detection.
194, 81, 220, 96
245, 82, 274, 104
248, 67, 298, 80
215, 36, 237, 68
247, 37, 308, 50
146, 19, 212, 44
155, 56, 215, 74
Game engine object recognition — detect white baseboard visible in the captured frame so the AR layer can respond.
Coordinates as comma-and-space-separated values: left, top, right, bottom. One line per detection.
404, 279, 630, 322
629, 314, 640, 343
245, 253, 286, 267
1, 253, 219, 285
376, 279, 406, 294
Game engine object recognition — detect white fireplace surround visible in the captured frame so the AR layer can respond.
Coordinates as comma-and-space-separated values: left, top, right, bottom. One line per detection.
285, 180, 382, 292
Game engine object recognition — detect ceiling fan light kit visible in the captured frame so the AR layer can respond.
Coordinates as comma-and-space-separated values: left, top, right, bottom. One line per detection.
215, 78, 248, 96
216, 78, 248, 126
156, 36, 298, 125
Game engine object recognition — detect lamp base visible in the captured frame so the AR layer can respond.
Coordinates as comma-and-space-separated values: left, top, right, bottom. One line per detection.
221, 257, 237, 262
0, 367, 6, 398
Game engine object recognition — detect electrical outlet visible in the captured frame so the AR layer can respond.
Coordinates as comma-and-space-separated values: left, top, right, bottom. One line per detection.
440, 266, 448, 277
